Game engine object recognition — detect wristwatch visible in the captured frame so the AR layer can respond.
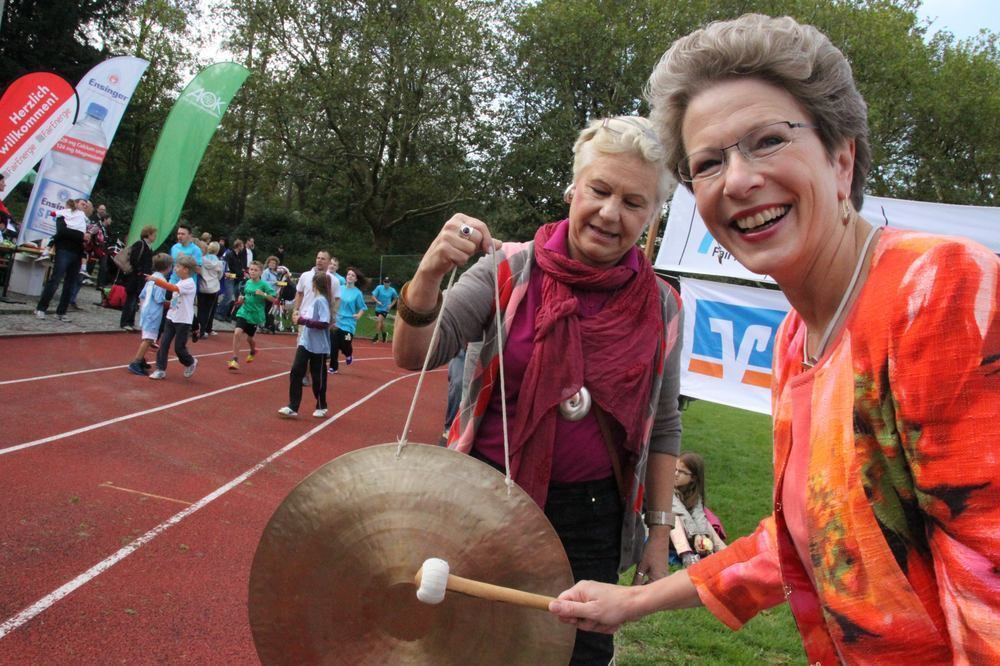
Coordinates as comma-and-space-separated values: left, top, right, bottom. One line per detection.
644, 510, 674, 527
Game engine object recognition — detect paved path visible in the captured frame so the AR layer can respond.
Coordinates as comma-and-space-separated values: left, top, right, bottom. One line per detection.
0, 284, 237, 337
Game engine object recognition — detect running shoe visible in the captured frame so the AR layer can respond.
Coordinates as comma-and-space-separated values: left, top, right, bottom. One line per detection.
345, 355, 353, 365
149, 370, 166, 380
246, 353, 255, 363
228, 359, 239, 371
328, 367, 338, 374
34, 310, 46, 319
126, 361, 147, 376
55, 314, 72, 322
184, 358, 199, 378
312, 408, 328, 418
278, 406, 298, 418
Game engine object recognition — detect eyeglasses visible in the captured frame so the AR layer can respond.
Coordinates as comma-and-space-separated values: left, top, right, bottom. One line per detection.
678, 121, 817, 183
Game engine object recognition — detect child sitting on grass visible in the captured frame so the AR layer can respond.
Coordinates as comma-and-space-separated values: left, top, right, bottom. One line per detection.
670, 452, 727, 568
146, 254, 199, 380
126, 253, 173, 376
228, 260, 277, 370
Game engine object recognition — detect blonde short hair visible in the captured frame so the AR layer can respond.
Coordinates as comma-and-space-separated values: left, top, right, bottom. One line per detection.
207, 241, 220, 255
176, 255, 198, 271
646, 13, 870, 209
572, 116, 672, 205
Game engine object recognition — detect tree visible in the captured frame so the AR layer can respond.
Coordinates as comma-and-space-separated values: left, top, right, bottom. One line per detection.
221, 0, 505, 256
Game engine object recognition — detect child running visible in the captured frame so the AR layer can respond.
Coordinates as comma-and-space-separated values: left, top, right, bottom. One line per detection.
228, 260, 277, 370
279, 271, 333, 418
329, 267, 368, 374
126, 253, 173, 376
147, 254, 199, 380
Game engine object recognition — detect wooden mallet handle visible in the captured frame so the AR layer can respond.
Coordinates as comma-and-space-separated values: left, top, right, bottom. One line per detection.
414, 564, 554, 611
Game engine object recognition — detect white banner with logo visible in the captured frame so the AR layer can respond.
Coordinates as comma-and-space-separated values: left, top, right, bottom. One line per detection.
680, 277, 791, 415
19, 56, 148, 243
657, 188, 1000, 280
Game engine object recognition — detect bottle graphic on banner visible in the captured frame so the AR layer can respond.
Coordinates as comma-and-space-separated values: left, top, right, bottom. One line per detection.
28, 103, 109, 240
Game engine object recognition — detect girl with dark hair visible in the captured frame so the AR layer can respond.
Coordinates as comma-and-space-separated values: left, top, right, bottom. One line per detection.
670, 453, 726, 568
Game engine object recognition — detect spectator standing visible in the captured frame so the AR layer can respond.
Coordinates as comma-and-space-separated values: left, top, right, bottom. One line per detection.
262, 255, 281, 333
118, 224, 157, 331
35, 199, 92, 321
218, 238, 246, 321
329, 267, 368, 373
245, 237, 255, 267
370, 276, 398, 343
198, 241, 223, 337
0, 174, 18, 240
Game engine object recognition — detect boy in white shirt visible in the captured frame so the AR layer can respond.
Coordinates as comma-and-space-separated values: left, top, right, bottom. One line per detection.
146, 254, 199, 380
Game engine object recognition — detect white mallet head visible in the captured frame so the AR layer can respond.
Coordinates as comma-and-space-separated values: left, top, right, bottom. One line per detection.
415, 558, 450, 604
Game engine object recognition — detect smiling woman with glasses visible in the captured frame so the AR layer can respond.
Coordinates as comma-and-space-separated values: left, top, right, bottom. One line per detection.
550, 13, 1000, 664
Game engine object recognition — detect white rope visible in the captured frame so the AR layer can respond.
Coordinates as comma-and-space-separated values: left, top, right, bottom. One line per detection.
396, 268, 459, 457
394, 239, 514, 496
488, 244, 514, 494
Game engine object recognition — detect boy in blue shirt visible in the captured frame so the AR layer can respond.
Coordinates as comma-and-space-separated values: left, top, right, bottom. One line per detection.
126, 253, 173, 376
370, 276, 398, 343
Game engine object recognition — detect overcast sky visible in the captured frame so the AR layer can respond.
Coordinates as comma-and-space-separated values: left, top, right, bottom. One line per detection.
917, 0, 999, 40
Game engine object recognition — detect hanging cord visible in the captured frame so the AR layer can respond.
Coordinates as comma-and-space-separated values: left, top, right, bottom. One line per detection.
489, 244, 514, 494
395, 238, 515, 495
396, 267, 459, 457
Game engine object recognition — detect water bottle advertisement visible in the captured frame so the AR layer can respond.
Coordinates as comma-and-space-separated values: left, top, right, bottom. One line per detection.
0, 72, 78, 201
18, 56, 149, 244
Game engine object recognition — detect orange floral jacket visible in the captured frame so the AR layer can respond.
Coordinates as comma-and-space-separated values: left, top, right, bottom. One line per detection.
688, 230, 999, 664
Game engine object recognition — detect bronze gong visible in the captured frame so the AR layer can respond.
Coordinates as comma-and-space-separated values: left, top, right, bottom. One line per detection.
249, 443, 576, 665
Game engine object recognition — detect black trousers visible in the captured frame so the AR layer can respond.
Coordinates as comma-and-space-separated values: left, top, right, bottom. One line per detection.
471, 449, 621, 666
545, 477, 622, 666
329, 328, 354, 371
288, 346, 328, 411
156, 320, 194, 371
197, 291, 219, 335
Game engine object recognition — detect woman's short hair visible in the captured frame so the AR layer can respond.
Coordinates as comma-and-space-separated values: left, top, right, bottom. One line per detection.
140, 224, 157, 240
572, 115, 672, 206
646, 13, 870, 210
207, 241, 220, 255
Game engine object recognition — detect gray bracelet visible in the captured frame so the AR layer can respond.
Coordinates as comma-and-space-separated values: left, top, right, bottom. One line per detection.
645, 510, 674, 527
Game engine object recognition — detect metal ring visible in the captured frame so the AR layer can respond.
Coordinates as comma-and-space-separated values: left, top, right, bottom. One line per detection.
459, 224, 473, 238
635, 571, 647, 580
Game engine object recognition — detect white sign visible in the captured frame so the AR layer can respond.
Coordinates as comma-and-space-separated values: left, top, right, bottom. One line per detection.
679, 277, 791, 415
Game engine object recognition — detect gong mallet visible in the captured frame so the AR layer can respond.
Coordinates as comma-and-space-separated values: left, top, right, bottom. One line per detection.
414, 557, 555, 611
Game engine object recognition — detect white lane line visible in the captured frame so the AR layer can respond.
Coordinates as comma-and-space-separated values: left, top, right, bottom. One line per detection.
0, 370, 434, 640
0, 346, 296, 386
0, 372, 288, 457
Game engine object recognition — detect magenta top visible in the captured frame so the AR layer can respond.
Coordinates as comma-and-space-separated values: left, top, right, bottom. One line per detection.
473, 220, 640, 483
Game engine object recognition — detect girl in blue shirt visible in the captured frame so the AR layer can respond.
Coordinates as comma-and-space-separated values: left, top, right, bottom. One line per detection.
330, 268, 369, 373
279, 271, 332, 418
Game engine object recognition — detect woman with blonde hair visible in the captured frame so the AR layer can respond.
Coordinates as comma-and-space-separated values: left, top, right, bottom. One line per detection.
395, 115, 683, 665
550, 14, 999, 663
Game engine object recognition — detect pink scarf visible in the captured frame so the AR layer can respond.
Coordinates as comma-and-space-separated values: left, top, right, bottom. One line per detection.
510, 221, 663, 506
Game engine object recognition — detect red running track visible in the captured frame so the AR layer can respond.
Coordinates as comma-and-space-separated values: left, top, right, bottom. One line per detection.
0, 332, 448, 662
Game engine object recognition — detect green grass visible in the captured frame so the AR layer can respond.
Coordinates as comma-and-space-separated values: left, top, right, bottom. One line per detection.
616, 400, 805, 665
